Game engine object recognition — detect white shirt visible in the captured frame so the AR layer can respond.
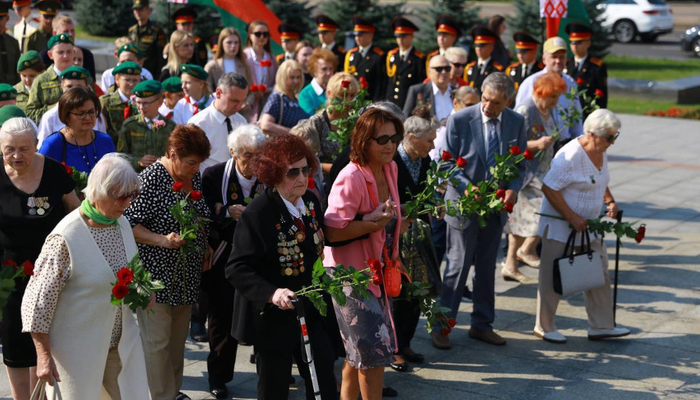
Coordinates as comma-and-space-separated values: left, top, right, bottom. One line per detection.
235, 167, 256, 199
223, 58, 237, 74
281, 195, 307, 219
246, 48, 271, 85
100, 67, 154, 92
432, 82, 453, 122
37, 106, 107, 148
13, 17, 37, 50
158, 102, 175, 119
478, 57, 491, 74
515, 67, 583, 139
573, 55, 588, 72
480, 105, 503, 157
187, 102, 246, 172
430, 109, 457, 161
310, 78, 324, 96
399, 46, 412, 61
172, 95, 214, 125
322, 42, 336, 51
539, 138, 609, 243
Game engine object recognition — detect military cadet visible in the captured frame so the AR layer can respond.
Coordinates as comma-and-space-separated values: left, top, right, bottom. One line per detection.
385, 17, 425, 108
565, 22, 607, 111
0, 2, 21, 85
101, 43, 155, 93
464, 26, 504, 91
276, 23, 301, 65
24, 0, 60, 54
159, 76, 184, 119
506, 31, 544, 94
118, 80, 175, 171
425, 15, 461, 72
315, 14, 345, 72
172, 63, 213, 124
99, 61, 142, 144
172, 7, 208, 67
25, 33, 78, 123
0, 84, 18, 107
345, 16, 385, 101
129, 0, 166, 77
14, 50, 45, 110
12, 0, 38, 53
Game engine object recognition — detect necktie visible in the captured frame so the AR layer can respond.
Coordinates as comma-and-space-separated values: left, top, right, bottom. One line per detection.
225, 117, 233, 134
486, 119, 500, 172
21, 21, 27, 53
522, 65, 527, 79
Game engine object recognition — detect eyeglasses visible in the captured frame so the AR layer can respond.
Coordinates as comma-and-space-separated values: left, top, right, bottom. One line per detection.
70, 109, 97, 119
605, 131, 620, 143
252, 31, 270, 38
111, 191, 140, 201
431, 66, 452, 73
450, 62, 467, 68
371, 133, 402, 145
286, 165, 312, 178
135, 98, 160, 107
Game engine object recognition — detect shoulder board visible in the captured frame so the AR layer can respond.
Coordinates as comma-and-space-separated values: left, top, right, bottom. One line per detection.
508, 62, 520, 68
337, 46, 345, 52
193, 36, 201, 43
428, 49, 439, 57
493, 62, 504, 70
414, 49, 424, 58
388, 48, 399, 55
276, 54, 284, 62
372, 47, 385, 56
590, 57, 604, 66
467, 61, 477, 67
32, 18, 40, 23
348, 47, 359, 53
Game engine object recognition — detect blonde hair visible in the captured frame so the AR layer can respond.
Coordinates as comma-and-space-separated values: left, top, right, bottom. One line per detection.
326, 72, 359, 99
167, 31, 194, 76
114, 36, 133, 51
52, 15, 73, 31
214, 28, 243, 61
274, 60, 303, 98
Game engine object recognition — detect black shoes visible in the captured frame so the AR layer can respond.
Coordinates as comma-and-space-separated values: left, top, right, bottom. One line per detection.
382, 386, 398, 397
189, 321, 208, 342
209, 384, 229, 399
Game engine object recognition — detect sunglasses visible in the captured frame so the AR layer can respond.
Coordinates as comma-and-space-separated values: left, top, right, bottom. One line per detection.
605, 131, 620, 143
111, 191, 140, 201
286, 165, 312, 178
252, 31, 270, 38
372, 133, 402, 145
431, 66, 452, 73
450, 62, 467, 68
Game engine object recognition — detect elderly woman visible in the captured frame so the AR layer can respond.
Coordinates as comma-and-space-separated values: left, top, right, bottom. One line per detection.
324, 108, 403, 400
244, 20, 277, 122
298, 49, 338, 115
502, 72, 567, 283
38, 87, 116, 173
21, 153, 150, 399
535, 109, 629, 344
226, 134, 338, 399
290, 119, 326, 208
0, 118, 79, 400
259, 60, 311, 135
160, 30, 195, 81
200, 124, 266, 399
124, 125, 211, 400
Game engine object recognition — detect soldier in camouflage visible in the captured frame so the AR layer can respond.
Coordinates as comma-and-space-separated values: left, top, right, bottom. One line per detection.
99, 61, 142, 145
129, 0, 166, 77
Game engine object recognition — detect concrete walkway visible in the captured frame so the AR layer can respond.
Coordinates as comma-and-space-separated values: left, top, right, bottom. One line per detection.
1, 114, 699, 399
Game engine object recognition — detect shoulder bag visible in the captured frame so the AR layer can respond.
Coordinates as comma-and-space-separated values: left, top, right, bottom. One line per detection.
553, 229, 606, 296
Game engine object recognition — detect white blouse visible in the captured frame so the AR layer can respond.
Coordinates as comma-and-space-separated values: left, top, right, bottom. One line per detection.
538, 138, 609, 243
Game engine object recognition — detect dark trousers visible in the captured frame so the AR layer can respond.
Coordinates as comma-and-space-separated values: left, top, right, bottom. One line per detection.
393, 283, 421, 353
256, 321, 338, 400
201, 266, 237, 385
431, 215, 447, 265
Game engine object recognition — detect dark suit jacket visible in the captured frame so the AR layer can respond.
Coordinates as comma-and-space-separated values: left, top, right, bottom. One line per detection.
403, 82, 453, 121
442, 103, 527, 229
345, 45, 386, 101
40, 46, 96, 80
385, 47, 426, 108
566, 56, 608, 109
394, 149, 431, 204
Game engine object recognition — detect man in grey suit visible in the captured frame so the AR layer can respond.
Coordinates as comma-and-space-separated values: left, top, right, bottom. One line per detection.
432, 72, 527, 349
403, 55, 453, 122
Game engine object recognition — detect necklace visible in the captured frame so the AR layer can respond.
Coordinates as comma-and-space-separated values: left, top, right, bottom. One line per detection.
67, 129, 98, 172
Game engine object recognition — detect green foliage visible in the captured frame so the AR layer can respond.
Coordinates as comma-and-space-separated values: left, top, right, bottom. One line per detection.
110, 255, 165, 311
415, 0, 482, 52
262, 0, 317, 43
152, 3, 222, 43
0, 262, 27, 320
582, 0, 611, 59
74, 0, 134, 37
327, 84, 371, 154
318, 0, 407, 50
405, 281, 453, 333
295, 258, 371, 316
508, 0, 544, 58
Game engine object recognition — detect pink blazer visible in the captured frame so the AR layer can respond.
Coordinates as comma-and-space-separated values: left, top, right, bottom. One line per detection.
323, 161, 402, 298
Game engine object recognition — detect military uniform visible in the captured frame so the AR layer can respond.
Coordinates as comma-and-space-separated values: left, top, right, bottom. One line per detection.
13, 82, 30, 110
23, 28, 51, 54
315, 15, 345, 72
172, 7, 208, 67
117, 114, 175, 171
128, 21, 167, 76
100, 61, 142, 144
385, 47, 425, 107
345, 46, 385, 101
565, 23, 607, 111
424, 15, 461, 73
464, 27, 503, 91
0, 33, 20, 85
276, 23, 300, 66
506, 61, 544, 92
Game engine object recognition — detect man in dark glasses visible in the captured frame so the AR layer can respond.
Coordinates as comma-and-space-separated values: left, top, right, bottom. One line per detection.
464, 26, 504, 91
385, 17, 425, 108
424, 15, 461, 73
402, 55, 453, 123
344, 15, 386, 101
172, 7, 208, 67
505, 31, 543, 94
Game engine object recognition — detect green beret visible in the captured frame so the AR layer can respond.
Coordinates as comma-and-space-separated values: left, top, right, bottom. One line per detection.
47, 33, 74, 49
133, 80, 162, 98
113, 61, 142, 76
132, 0, 150, 9
17, 50, 42, 72
0, 106, 26, 127
117, 43, 142, 58
162, 77, 183, 93
0, 84, 18, 101
179, 64, 208, 81
60, 66, 90, 80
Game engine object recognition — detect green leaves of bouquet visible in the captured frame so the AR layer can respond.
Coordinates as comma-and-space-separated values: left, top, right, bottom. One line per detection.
327, 78, 371, 154
110, 255, 164, 311
294, 258, 371, 316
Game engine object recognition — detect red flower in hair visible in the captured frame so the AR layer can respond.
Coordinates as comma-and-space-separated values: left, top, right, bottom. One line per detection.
20, 260, 34, 276
172, 182, 183, 192
456, 157, 467, 168
523, 149, 534, 160
441, 150, 453, 162
250, 84, 259, 93
258, 84, 267, 92
189, 190, 203, 201
595, 89, 605, 98
117, 267, 134, 284
509, 146, 521, 156
112, 283, 129, 299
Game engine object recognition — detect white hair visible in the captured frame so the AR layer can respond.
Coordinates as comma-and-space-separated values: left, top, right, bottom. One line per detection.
403, 116, 436, 141
584, 109, 621, 137
0, 118, 37, 144
227, 124, 266, 156
482, 72, 516, 100
444, 46, 467, 61
84, 153, 140, 202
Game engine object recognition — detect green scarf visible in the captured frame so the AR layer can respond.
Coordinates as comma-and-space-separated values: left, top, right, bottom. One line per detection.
80, 199, 119, 226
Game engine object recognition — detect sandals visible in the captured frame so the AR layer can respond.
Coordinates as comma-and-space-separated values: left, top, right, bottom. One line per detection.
516, 249, 541, 269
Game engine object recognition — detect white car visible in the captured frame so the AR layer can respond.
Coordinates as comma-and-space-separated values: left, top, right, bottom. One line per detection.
596, 0, 674, 43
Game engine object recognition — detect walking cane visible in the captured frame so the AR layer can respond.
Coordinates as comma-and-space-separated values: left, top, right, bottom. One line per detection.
612, 210, 623, 326
291, 299, 322, 400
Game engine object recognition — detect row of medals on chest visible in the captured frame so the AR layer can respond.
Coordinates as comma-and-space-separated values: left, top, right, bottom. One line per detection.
277, 207, 323, 277
27, 196, 50, 216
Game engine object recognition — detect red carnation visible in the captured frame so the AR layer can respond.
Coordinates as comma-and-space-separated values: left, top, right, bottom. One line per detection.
456, 157, 467, 168
576, 77, 586, 85
249, 84, 259, 93
172, 182, 183, 192
495, 188, 506, 200
117, 267, 134, 284
260, 60, 272, 67
189, 190, 203, 201
367, 258, 383, 285
307, 177, 316, 189
258, 84, 267, 93
523, 149, 534, 160
509, 146, 521, 156
635, 225, 646, 243
440, 327, 451, 336
441, 150, 453, 162
61, 162, 73, 175
505, 201, 514, 213
595, 89, 605, 98
447, 318, 457, 328
359, 77, 369, 89
341, 80, 351, 88
112, 283, 129, 299
20, 260, 34, 276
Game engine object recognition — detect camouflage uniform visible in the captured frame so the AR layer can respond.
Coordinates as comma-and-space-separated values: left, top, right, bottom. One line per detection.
117, 113, 175, 171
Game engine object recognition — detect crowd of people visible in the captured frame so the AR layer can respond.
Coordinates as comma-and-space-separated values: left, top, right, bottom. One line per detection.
0, 1, 629, 399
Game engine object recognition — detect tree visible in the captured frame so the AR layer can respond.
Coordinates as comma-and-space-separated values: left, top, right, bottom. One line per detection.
507, 0, 545, 57
415, 0, 482, 52
318, 0, 407, 50
152, 3, 222, 46
74, 0, 133, 37
582, 0, 612, 58
262, 0, 316, 42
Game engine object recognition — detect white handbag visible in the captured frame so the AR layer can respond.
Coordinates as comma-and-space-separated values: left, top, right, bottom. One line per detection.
30, 377, 63, 400
553, 229, 606, 296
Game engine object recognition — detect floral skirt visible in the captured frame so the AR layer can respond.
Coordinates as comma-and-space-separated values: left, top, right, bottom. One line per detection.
332, 287, 395, 370
504, 184, 544, 237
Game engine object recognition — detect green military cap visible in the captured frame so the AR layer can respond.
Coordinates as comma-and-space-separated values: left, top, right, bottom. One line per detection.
113, 61, 142, 76
17, 50, 42, 72
118, 43, 143, 58
179, 64, 208, 81
0, 106, 27, 127
162, 77, 183, 93
132, 0, 150, 9
47, 33, 75, 49
0, 84, 18, 101
36, 0, 61, 16
60, 66, 90, 80
133, 80, 162, 97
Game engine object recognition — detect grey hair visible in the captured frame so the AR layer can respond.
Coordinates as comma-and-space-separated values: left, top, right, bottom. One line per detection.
362, 101, 406, 122
0, 118, 37, 144
290, 119, 321, 154
481, 72, 516, 100
403, 116, 436, 141
452, 86, 479, 103
83, 153, 139, 203
218, 72, 248, 91
228, 124, 266, 156
444, 46, 467, 61
584, 109, 621, 137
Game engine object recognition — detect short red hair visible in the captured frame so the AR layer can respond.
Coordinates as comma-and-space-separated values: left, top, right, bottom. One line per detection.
252, 133, 318, 187
534, 72, 567, 99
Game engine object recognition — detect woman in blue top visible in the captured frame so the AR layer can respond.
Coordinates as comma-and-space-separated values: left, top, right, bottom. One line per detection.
259, 60, 311, 135
38, 87, 116, 173
298, 48, 338, 115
